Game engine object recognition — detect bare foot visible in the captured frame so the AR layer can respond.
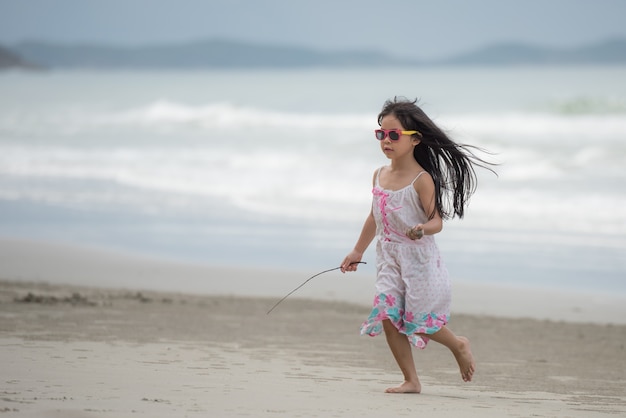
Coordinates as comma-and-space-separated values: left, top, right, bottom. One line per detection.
454, 336, 476, 382
385, 381, 421, 394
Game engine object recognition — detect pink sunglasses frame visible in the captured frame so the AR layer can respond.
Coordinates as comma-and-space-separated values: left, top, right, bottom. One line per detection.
374, 129, 420, 141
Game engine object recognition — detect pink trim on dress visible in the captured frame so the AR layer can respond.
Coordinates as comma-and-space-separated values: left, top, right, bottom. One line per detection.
373, 187, 404, 242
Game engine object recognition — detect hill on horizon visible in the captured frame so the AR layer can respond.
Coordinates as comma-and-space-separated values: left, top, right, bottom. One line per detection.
2, 37, 626, 70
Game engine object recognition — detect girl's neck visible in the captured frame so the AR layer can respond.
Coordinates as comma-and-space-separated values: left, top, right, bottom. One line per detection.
389, 155, 420, 172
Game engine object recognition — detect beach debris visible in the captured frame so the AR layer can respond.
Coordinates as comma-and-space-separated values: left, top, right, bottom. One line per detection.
9, 288, 178, 306
14, 291, 97, 306
125, 292, 152, 303
141, 398, 170, 404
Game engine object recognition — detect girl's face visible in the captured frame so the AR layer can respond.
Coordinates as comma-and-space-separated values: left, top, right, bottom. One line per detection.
378, 114, 420, 160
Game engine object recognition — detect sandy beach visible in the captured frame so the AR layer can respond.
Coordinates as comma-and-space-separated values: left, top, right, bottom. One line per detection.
1, 239, 626, 417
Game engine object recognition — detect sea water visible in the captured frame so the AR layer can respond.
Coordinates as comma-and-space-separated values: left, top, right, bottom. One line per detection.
0, 67, 625, 294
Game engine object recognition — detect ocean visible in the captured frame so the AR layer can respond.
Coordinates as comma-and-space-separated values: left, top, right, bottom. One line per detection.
1, 66, 625, 294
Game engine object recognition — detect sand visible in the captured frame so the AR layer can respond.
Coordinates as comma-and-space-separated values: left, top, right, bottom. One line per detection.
1, 239, 626, 417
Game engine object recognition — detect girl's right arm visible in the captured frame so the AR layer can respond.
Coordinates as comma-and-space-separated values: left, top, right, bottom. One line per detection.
341, 209, 376, 273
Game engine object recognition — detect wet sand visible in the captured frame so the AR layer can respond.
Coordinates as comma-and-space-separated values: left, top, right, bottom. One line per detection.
1, 276, 625, 417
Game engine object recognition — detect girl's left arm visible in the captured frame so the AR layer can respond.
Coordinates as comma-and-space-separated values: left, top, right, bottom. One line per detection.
408, 172, 443, 239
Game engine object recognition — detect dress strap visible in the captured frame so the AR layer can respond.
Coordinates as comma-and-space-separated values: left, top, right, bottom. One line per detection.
410, 171, 427, 185
375, 167, 384, 187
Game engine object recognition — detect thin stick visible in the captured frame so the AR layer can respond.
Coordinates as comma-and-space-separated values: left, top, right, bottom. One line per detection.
266, 261, 366, 314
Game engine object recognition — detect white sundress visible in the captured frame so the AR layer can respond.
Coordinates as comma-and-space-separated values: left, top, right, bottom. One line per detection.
360, 167, 451, 349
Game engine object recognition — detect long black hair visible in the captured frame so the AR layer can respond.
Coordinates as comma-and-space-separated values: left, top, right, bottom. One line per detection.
378, 97, 495, 220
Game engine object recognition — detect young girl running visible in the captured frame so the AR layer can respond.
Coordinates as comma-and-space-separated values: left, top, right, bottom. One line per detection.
341, 97, 493, 393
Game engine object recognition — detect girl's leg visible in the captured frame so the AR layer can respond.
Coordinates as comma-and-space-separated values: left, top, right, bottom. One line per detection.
382, 319, 421, 393
420, 326, 475, 382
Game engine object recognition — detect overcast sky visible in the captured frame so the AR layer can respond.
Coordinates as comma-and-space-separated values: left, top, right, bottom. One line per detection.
1, 0, 625, 59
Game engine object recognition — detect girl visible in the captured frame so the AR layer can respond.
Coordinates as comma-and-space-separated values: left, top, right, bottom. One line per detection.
341, 97, 493, 393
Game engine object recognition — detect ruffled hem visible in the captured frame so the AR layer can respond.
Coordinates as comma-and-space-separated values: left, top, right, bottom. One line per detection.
359, 293, 449, 349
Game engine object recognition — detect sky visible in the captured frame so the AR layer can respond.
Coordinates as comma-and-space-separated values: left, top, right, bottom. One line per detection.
1, 0, 626, 60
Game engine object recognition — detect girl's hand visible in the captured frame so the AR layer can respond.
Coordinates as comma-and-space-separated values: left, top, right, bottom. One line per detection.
340, 250, 363, 273
406, 224, 425, 240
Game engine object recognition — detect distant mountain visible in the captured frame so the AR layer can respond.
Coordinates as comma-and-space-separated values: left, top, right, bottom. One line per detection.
437, 38, 626, 65
3, 38, 626, 70
0, 45, 41, 69
11, 39, 416, 69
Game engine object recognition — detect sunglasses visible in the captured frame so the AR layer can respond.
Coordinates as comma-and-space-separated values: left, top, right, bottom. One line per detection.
375, 129, 419, 141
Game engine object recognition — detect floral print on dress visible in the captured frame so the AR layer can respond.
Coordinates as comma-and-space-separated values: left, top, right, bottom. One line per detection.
360, 292, 449, 349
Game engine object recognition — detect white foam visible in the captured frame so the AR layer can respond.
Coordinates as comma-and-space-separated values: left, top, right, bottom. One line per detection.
0, 99, 625, 237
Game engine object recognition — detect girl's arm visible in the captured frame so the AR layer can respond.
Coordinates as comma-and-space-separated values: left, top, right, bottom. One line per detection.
408, 172, 443, 239
341, 209, 376, 272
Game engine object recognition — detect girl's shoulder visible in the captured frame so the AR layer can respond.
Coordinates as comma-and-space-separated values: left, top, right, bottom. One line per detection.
371, 167, 382, 186
413, 169, 432, 183
412, 169, 434, 193
372, 165, 390, 185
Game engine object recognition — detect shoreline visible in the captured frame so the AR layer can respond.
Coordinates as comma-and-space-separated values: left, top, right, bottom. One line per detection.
1, 237, 626, 325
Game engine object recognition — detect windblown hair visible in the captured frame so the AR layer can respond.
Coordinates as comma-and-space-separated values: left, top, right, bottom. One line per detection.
378, 97, 495, 220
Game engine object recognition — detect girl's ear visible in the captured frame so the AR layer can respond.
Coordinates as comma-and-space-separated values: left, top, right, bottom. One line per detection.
413, 137, 421, 146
